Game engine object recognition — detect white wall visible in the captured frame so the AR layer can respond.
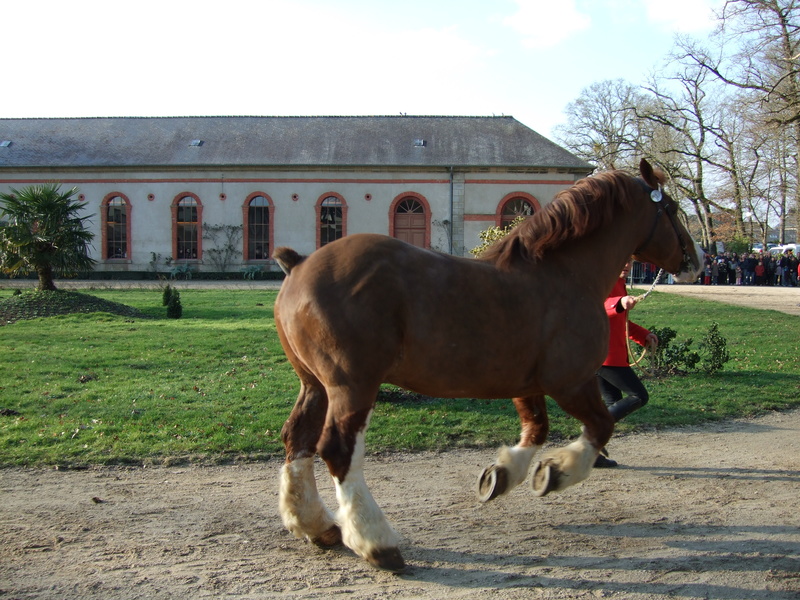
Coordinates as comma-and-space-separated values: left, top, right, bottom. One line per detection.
0, 167, 581, 273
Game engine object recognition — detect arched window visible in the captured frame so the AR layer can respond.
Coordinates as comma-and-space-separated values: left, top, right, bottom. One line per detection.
173, 194, 202, 260
319, 195, 344, 247
500, 196, 535, 229
246, 194, 271, 260
101, 193, 130, 260
497, 193, 540, 229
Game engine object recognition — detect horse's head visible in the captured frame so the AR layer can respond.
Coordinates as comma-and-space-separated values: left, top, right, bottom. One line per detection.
633, 159, 704, 283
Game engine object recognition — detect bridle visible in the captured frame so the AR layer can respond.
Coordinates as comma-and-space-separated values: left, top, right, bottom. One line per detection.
628, 180, 694, 373
634, 181, 694, 275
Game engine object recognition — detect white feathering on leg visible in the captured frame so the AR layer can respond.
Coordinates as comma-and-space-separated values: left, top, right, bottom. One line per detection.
540, 435, 597, 490
496, 444, 540, 490
279, 457, 337, 541
333, 414, 399, 559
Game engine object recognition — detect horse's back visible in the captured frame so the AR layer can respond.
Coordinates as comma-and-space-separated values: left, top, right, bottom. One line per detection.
277, 234, 424, 300
274, 235, 427, 380
276, 235, 517, 392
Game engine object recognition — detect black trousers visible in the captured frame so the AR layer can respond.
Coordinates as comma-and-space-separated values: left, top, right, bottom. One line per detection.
596, 366, 649, 411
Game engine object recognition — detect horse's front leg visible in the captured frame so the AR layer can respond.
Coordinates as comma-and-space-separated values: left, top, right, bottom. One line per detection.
477, 395, 548, 502
530, 378, 614, 497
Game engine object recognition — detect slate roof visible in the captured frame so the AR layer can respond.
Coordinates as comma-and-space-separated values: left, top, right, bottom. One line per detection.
0, 116, 590, 171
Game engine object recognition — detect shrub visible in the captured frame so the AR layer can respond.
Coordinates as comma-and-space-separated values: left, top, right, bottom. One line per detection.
162, 284, 173, 306
699, 321, 731, 374
166, 290, 183, 319
647, 326, 700, 375
644, 322, 730, 376
202, 223, 243, 272
470, 216, 526, 257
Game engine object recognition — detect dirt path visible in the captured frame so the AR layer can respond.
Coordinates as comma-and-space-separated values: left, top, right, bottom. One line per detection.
638, 282, 800, 316
1, 284, 799, 599
1, 409, 799, 600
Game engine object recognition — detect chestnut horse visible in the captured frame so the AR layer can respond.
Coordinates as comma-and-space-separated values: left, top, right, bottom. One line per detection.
273, 159, 703, 573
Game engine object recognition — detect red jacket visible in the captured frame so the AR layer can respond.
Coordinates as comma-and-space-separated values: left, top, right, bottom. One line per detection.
604, 278, 651, 367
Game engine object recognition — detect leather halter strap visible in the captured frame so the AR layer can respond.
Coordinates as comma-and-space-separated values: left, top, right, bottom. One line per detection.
634, 180, 692, 272
636, 204, 664, 255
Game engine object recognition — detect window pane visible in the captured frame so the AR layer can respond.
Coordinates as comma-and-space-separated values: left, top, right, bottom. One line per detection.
320, 197, 343, 246
177, 197, 197, 223
176, 197, 198, 259
501, 198, 534, 229
106, 197, 127, 258
177, 224, 198, 259
248, 196, 270, 259
397, 198, 424, 214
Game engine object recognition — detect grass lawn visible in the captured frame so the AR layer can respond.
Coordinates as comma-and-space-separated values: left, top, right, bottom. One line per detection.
0, 286, 798, 467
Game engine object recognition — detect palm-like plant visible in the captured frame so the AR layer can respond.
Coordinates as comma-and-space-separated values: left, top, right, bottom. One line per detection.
0, 184, 96, 291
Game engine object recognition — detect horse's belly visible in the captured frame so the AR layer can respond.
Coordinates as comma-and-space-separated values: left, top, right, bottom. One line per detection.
386, 350, 540, 399
385, 331, 605, 400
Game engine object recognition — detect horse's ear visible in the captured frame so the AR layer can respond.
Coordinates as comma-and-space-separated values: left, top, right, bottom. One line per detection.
639, 159, 658, 188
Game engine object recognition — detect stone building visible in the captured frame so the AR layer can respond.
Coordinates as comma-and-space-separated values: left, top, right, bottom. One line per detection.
0, 116, 591, 275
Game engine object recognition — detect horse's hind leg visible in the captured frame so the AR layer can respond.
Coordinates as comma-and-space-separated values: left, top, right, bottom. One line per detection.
530, 379, 614, 497
478, 395, 548, 502
318, 394, 404, 573
279, 380, 342, 547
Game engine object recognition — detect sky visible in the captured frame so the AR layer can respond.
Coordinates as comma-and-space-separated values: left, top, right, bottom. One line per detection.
4, 0, 724, 140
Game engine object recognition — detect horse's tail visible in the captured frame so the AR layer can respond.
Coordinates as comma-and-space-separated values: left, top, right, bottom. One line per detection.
273, 247, 306, 276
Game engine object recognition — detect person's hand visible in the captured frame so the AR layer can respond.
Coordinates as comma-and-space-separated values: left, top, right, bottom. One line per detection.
620, 295, 639, 310
645, 333, 659, 351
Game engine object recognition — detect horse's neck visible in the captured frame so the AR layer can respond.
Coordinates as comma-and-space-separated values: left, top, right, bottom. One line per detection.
553, 212, 643, 300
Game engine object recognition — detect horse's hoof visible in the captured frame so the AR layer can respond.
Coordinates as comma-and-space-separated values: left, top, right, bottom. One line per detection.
311, 524, 342, 547
367, 547, 406, 573
477, 465, 509, 502
531, 461, 558, 497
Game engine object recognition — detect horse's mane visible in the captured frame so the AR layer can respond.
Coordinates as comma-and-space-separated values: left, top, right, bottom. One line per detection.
478, 169, 648, 270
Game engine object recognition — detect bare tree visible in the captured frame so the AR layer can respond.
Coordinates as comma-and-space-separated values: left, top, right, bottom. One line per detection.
553, 79, 648, 171
681, 0, 800, 238
636, 61, 727, 249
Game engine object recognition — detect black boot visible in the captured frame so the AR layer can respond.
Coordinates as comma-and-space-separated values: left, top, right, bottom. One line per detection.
594, 453, 618, 468
608, 396, 643, 422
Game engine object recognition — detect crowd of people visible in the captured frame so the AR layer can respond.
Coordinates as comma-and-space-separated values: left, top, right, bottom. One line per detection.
701, 249, 799, 286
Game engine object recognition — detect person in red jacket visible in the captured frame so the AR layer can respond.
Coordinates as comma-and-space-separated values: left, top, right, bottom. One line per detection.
595, 261, 659, 468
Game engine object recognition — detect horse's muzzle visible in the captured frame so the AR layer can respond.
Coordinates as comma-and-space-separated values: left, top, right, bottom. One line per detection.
673, 242, 705, 283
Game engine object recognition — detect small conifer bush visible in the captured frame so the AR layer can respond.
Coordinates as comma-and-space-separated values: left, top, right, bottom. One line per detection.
166, 290, 183, 319
162, 284, 173, 306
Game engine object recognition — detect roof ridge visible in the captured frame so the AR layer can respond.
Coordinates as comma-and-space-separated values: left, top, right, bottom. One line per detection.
0, 114, 513, 122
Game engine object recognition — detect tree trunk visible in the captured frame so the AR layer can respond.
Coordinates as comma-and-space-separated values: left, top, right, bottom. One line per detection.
37, 265, 57, 291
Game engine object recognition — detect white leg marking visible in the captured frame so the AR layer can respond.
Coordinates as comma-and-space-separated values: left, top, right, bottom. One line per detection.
541, 435, 596, 490
279, 457, 337, 541
334, 413, 399, 560
496, 444, 540, 489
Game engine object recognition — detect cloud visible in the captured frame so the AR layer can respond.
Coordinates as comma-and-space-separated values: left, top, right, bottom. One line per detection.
502, 0, 592, 48
643, 0, 723, 34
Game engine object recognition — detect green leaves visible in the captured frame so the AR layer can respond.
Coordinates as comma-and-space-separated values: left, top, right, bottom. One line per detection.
645, 321, 731, 376
469, 216, 527, 257
0, 183, 96, 290
698, 321, 731, 374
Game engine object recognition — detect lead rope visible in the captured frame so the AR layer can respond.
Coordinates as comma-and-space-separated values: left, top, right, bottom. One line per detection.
626, 267, 664, 370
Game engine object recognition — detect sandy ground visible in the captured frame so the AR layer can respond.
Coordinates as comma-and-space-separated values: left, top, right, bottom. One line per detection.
1, 283, 799, 599
643, 282, 800, 316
